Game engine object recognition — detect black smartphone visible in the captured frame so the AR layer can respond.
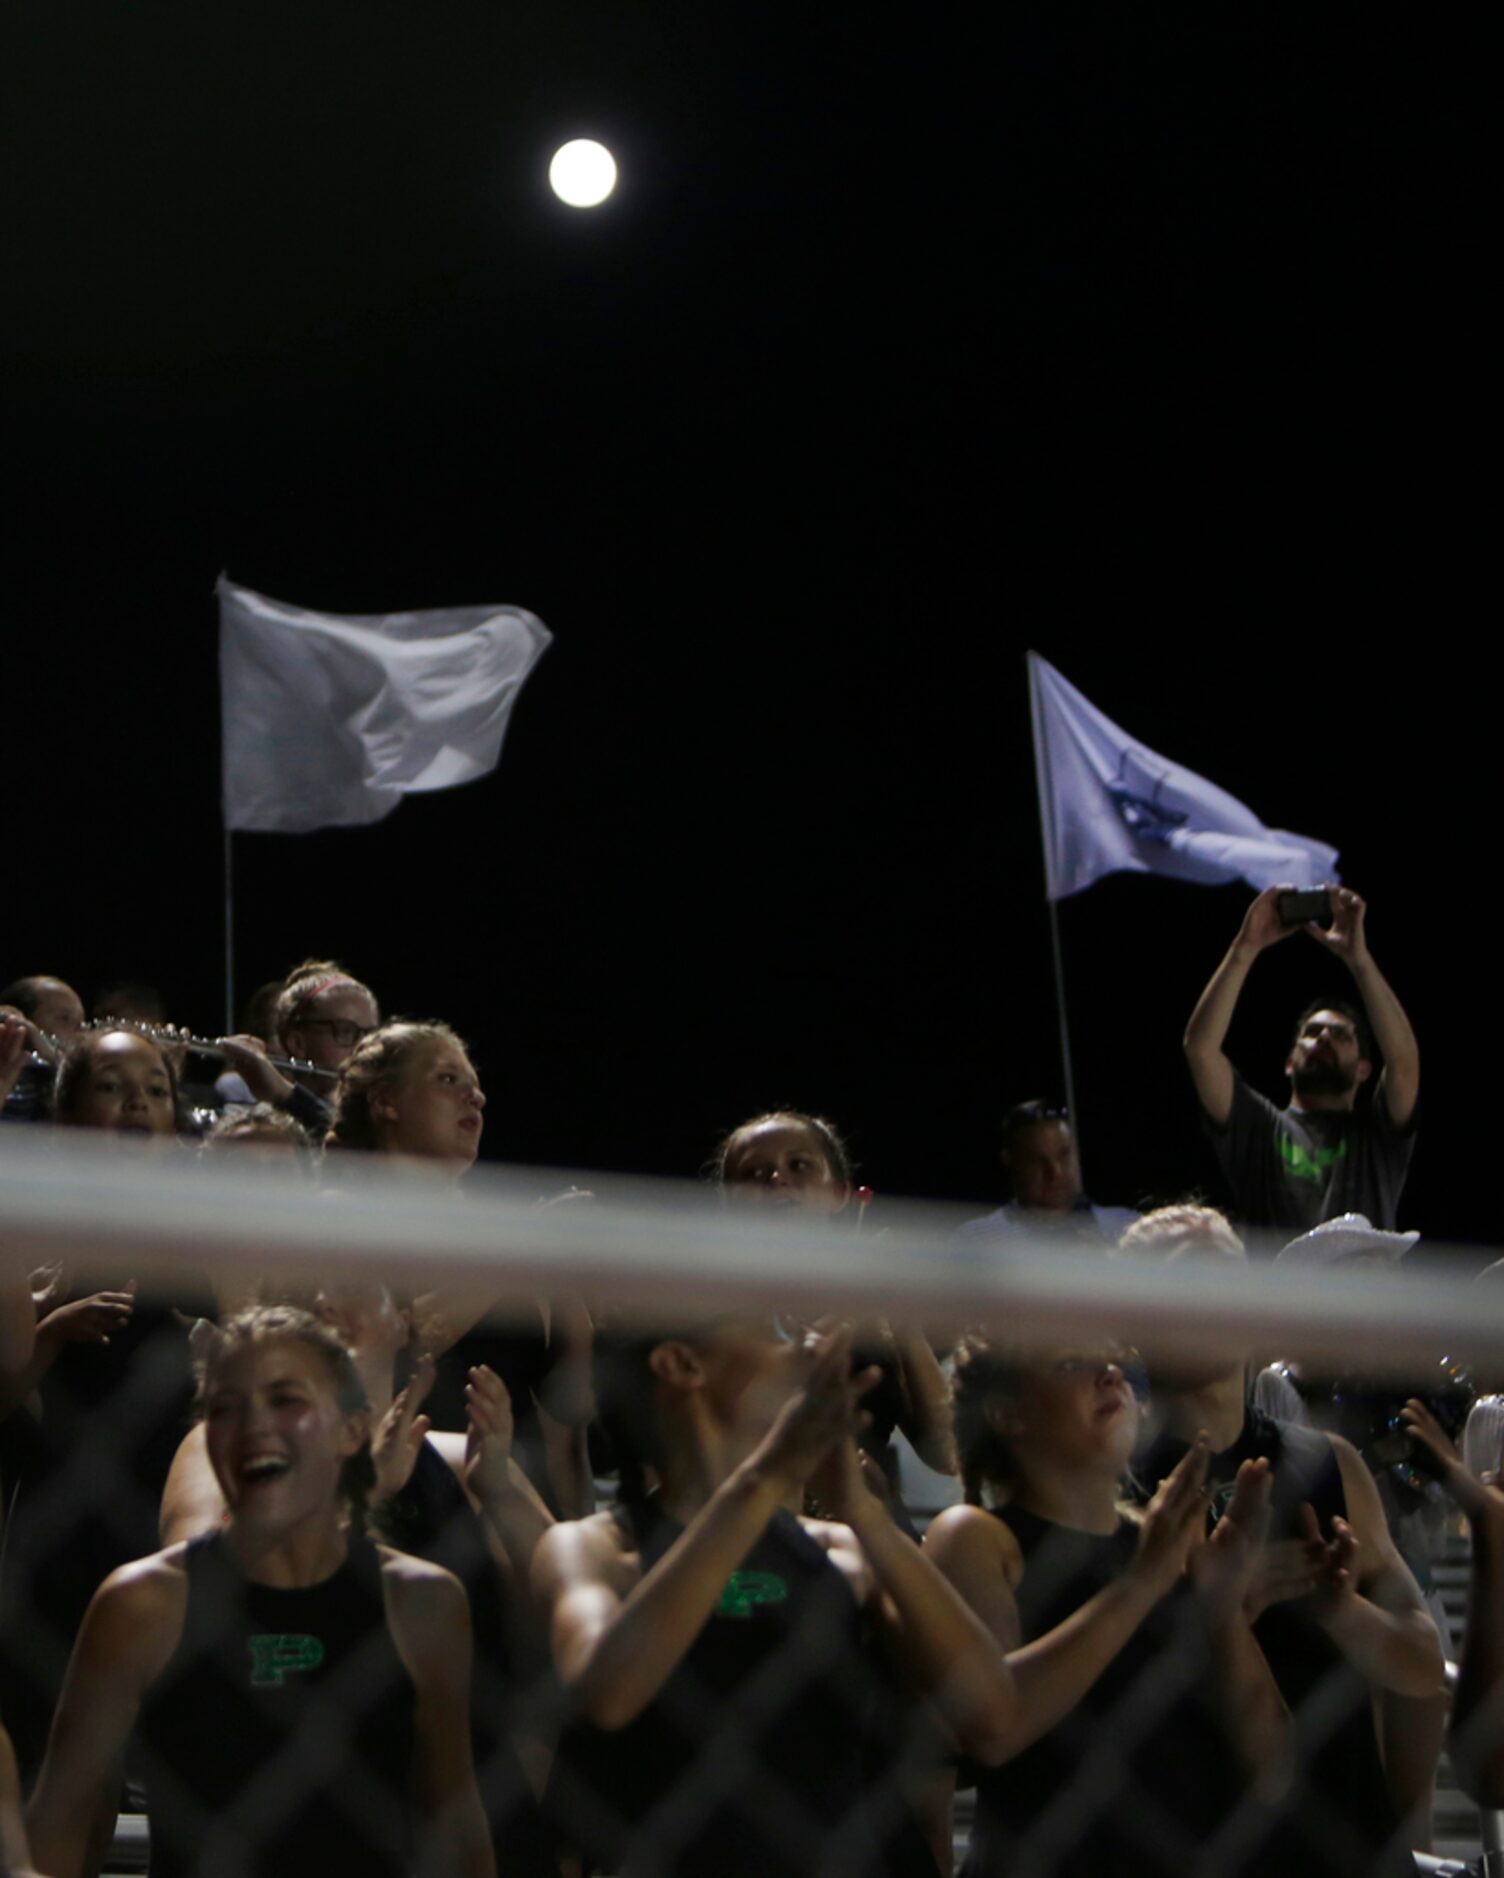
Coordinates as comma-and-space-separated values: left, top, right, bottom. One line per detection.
1277, 888, 1332, 926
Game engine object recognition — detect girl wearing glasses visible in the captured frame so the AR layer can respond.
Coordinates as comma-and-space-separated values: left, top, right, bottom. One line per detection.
215, 959, 380, 1137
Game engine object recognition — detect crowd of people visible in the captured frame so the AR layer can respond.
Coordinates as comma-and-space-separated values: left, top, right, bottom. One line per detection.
0, 884, 1497, 1878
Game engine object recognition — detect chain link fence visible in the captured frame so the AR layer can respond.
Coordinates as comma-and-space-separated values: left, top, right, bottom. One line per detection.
2, 1133, 1502, 1876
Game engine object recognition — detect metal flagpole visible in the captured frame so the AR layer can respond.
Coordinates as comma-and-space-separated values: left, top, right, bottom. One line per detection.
1045, 897, 1079, 1126
219, 575, 236, 1036
223, 827, 236, 1035
1027, 652, 1081, 1142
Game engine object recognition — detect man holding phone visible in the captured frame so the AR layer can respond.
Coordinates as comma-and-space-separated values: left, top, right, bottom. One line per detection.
1183, 885, 1419, 1236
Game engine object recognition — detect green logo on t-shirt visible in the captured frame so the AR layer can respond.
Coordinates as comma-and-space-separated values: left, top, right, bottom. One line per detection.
1280, 1133, 1348, 1186
716, 1571, 789, 1619
248, 1633, 326, 1687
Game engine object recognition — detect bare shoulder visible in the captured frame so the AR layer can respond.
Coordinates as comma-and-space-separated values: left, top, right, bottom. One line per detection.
377, 1544, 467, 1612
533, 1508, 639, 1602
925, 1503, 1023, 1586
1326, 1433, 1383, 1522
376, 1546, 472, 1683
1325, 1430, 1368, 1483
1324, 1433, 1407, 1564
97, 1543, 193, 1613
799, 1516, 874, 1603
82, 1545, 193, 1682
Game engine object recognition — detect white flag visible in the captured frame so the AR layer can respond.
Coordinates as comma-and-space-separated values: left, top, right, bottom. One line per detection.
219, 578, 552, 833
1029, 651, 1339, 901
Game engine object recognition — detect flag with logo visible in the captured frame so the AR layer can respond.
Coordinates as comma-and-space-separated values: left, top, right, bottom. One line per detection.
1028, 652, 1339, 901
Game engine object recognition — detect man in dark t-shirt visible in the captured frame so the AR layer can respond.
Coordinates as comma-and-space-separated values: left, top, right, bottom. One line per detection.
1183, 885, 1419, 1236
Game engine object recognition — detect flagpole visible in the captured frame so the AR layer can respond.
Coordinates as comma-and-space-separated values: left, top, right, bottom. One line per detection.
1046, 898, 1079, 1126
1027, 652, 1081, 1145
223, 827, 236, 1035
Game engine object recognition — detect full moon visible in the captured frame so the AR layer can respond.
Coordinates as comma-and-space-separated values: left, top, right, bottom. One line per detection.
548, 140, 618, 209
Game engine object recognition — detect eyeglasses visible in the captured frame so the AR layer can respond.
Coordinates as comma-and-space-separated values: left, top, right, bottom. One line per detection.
298, 1019, 376, 1049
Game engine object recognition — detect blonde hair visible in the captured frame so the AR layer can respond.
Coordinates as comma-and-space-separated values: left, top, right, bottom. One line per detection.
949, 1331, 1144, 1519
324, 1019, 468, 1153
202, 1103, 310, 1153
1114, 1202, 1245, 1264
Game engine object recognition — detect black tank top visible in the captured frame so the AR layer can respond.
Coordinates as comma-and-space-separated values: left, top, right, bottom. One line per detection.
378, 1438, 560, 1877
134, 1531, 416, 1878
964, 1504, 1246, 1878
378, 1437, 510, 1679
1135, 1411, 1411, 1878
549, 1501, 885, 1878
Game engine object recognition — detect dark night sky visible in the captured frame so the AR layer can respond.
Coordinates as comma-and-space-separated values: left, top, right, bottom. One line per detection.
4, 4, 1491, 1243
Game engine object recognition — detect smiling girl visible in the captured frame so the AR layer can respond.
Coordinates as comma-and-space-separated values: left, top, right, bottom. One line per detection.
26, 1304, 494, 1878
53, 1027, 180, 1138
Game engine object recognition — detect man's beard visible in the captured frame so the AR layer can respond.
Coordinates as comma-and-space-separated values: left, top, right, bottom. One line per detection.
1291, 1059, 1356, 1099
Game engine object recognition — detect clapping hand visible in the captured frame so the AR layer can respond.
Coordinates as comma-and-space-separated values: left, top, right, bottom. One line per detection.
29, 1265, 67, 1318
1188, 1458, 1274, 1626
1403, 1396, 1504, 1540
1299, 1502, 1359, 1623
371, 1354, 436, 1501
1129, 1435, 1213, 1598
463, 1364, 516, 1505
38, 1280, 136, 1349
1242, 1538, 1322, 1621
759, 1328, 881, 1502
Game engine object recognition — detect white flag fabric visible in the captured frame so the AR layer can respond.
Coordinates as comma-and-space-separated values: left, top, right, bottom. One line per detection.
219, 578, 552, 833
1028, 651, 1339, 902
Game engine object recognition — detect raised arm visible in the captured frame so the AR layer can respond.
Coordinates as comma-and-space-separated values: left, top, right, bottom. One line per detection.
457, 1364, 554, 1578
1184, 888, 1299, 1127
536, 1296, 599, 1517
816, 1438, 1008, 1758
1403, 1398, 1504, 1805
885, 1322, 957, 1476
1184, 1459, 1292, 1787
1302, 889, 1419, 1130
533, 1331, 866, 1732
1, 1286, 136, 1423
1299, 1437, 1445, 1699
925, 1437, 1213, 1763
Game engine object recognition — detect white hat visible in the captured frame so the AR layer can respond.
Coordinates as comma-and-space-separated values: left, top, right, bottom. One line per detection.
1277, 1213, 1419, 1268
